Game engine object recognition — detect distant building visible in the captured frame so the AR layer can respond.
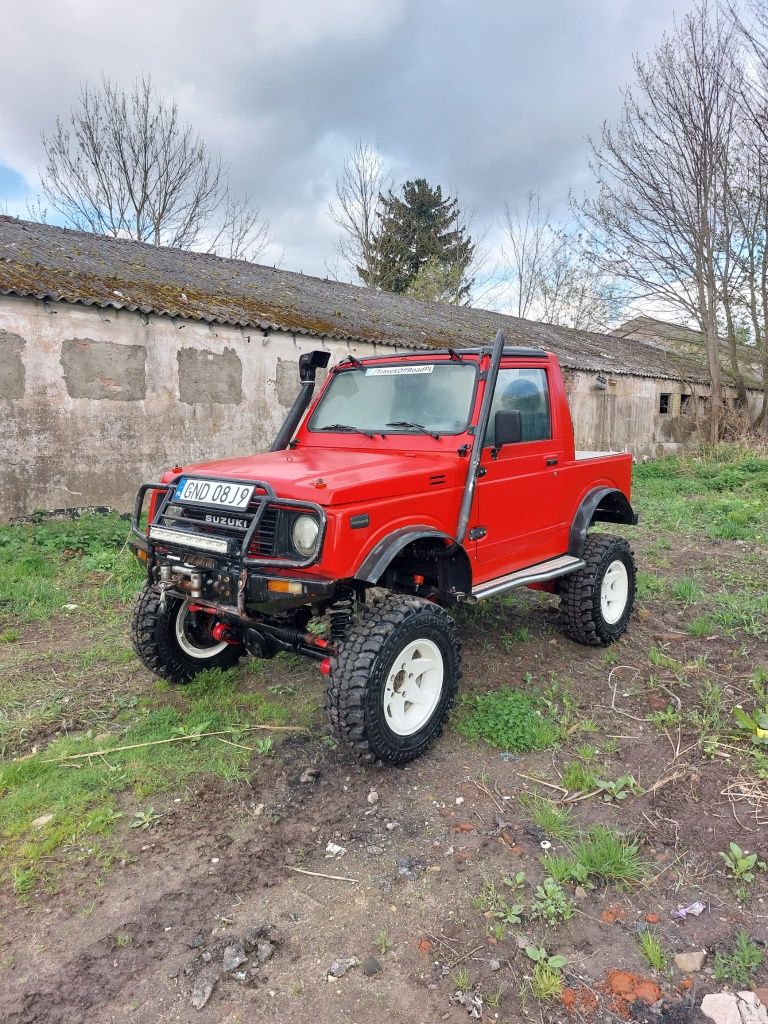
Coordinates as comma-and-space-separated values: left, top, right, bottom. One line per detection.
0, 217, 760, 518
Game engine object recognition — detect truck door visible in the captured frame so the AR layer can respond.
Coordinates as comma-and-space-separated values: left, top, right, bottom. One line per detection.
475, 366, 566, 573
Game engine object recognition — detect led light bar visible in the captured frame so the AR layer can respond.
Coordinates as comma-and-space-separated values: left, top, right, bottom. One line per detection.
149, 526, 229, 555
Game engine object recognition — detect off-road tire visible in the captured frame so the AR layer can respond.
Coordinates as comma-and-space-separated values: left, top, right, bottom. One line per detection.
558, 533, 636, 646
131, 584, 243, 685
326, 594, 461, 765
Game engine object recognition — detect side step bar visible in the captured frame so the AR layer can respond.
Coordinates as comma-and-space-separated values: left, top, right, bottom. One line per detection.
459, 554, 585, 603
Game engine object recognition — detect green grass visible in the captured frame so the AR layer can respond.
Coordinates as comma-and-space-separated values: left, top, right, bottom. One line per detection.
528, 963, 564, 1001
454, 689, 559, 752
540, 824, 646, 888
518, 794, 577, 843
0, 513, 143, 623
633, 446, 768, 545
0, 512, 324, 899
561, 761, 600, 793
636, 571, 666, 600
671, 577, 704, 606
571, 826, 645, 885
638, 930, 667, 972
0, 665, 317, 895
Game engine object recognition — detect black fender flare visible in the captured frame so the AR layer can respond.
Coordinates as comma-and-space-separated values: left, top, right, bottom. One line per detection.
355, 526, 462, 585
569, 487, 638, 558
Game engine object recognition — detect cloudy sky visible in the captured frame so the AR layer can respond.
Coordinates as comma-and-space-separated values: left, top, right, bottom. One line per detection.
0, 0, 693, 289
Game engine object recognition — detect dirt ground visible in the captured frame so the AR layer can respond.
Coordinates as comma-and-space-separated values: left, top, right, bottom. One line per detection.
1, 526, 767, 1024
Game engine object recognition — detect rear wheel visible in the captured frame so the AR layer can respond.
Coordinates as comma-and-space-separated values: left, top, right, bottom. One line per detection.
558, 533, 636, 646
326, 594, 461, 764
131, 584, 244, 684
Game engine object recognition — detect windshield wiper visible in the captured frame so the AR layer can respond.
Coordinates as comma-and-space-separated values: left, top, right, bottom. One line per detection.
386, 420, 442, 440
318, 423, 375, 438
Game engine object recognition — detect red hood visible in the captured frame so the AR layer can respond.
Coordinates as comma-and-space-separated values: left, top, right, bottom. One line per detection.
169, 448, 462, 506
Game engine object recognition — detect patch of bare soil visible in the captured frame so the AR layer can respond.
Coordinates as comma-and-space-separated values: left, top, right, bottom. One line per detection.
1, 533, 767, 1023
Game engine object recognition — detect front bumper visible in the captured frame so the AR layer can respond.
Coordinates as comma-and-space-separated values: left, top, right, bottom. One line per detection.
130, 480, 336, 607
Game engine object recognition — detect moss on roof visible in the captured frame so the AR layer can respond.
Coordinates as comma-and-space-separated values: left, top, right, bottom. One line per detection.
0, 215, 752, 387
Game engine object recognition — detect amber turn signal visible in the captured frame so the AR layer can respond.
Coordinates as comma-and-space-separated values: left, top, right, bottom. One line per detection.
267, 580, 304, 595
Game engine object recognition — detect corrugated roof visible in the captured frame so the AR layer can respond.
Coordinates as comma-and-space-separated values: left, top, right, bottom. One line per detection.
612, 315, 763, 388
0, 216, 742, 385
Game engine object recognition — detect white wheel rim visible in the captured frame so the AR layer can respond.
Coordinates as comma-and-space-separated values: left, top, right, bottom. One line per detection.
601, 560, 629, 625
175, 599, 229, 659
383, 638, 444, 737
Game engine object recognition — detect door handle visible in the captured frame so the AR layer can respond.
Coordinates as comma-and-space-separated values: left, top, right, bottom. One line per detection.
546, 457, 559, 467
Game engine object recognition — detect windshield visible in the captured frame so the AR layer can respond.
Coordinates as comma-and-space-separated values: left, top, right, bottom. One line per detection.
308, 362, 477, 436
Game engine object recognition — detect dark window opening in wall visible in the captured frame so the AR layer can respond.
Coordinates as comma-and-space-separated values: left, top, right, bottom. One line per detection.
680, 393, 693, 414
659, 393, 672, 414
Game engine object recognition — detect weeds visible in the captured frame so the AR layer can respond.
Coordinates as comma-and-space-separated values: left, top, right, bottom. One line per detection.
0, 663, 315, 891
525, 947, 567, 1001
713, 931, 763, 987
529, 965, 564, 1001
719, 842, 766, 883
596, 775, 642, 802
733, 705, 768, 746
530, 878, 574, 925
130, 807, 162, 830
485, 986, 503, 1008
475, 878, 524, 927
455, 689, 558, 752
452, 966, 472, 992
633, 449, 768, 545
374, 929, 393, 955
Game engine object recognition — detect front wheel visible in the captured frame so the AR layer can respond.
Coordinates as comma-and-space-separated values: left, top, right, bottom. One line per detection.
326, 595, 461, 764
131, 585, 244, 684
558, 533, 636, 646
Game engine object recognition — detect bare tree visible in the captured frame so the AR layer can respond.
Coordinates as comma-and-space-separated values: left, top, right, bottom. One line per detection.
327, 141, 391, 284
723, 0, 768, 427
500, 192, 623, 330
580, 2, 742, 440
501, 192, 560, 319
206, 192, 271, 262
39, 75, 270, 260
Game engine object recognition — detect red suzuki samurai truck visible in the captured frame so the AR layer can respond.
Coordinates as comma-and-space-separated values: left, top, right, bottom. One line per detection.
130, 331, 637, 765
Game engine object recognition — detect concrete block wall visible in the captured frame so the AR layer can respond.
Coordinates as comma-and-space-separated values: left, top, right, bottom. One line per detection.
2, 294, 758, 518
0, 295, 393, 518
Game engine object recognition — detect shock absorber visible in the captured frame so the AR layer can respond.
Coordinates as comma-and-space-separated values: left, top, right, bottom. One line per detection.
329, 584, 355, 642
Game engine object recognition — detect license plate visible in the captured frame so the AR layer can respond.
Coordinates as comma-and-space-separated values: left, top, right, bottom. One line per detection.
174, 477, 254, 510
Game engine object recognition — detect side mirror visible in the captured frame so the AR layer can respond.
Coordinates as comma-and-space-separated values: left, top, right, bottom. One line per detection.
299, 350, 331, 383
494, 409, 522, 448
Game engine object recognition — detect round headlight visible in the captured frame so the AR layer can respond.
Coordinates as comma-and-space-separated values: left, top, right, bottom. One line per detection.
291, 514, 320, 557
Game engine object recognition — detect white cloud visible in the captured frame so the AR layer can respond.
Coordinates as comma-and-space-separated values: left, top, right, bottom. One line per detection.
0, 0, 692, 278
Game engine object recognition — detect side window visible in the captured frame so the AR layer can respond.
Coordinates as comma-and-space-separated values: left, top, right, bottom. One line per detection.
485, 368, 551, 446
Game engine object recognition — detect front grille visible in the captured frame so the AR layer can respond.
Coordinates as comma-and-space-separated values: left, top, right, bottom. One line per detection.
248, 507, 280, 557
156, 492, 283, 559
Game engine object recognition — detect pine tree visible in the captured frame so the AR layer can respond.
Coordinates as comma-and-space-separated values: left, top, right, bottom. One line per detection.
362, 178, 475, 302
